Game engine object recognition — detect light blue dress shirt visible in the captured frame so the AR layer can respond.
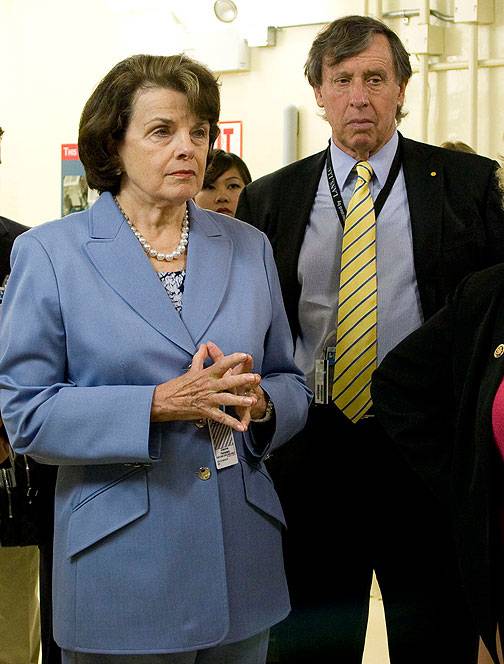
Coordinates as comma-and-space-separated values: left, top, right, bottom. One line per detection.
295, 131, 424, 390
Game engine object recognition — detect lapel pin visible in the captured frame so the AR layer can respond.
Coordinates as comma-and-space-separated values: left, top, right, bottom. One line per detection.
430, 171, 437, 177
494, 344, 504, 358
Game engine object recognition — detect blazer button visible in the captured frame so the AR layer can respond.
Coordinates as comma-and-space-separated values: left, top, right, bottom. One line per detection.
195, 419, 207, 429
495, 344, 504, 358
197, 466, 212, 481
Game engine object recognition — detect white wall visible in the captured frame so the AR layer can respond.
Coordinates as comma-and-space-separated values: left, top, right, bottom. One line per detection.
219, 2, 504, 181
1, 0, 504, 226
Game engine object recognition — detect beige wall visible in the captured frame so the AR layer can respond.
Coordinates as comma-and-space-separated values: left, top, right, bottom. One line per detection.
219, 3, 504, 181
1, 0, 504, 226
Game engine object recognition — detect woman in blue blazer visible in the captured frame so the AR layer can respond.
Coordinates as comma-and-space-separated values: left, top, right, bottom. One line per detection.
0, 54, 311, 664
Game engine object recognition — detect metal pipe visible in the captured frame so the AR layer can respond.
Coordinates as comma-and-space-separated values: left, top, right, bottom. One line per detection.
425, 58, 504, 72
382, 9, 454, 22
282, 105, 299, 166
253, 6, 455, 31
418, 55, 429, 142
430, 9, 454, 22
417, 0, 430, 142
419, 0, 429, 23
467, 23, 478, 148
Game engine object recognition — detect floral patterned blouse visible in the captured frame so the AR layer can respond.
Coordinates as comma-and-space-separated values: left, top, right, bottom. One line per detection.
158, 271, 186, 314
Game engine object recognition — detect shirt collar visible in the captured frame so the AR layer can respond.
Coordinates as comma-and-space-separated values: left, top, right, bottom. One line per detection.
329, 130, 399, 189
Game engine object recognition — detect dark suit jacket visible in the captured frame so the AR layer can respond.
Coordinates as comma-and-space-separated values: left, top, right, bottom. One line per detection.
0, 215, 28, 282
0, 214, 58, 547
236, 133, 504, 338
372, 265, 504, 663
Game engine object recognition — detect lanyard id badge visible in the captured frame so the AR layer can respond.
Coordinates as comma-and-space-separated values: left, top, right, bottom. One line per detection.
314, 347, 337, 404
208, 419, 239, 469
325, 139, 402, 226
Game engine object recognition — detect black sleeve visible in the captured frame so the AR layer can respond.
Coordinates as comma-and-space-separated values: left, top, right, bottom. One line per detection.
371, 297, 456, 501
235, 186, 252, 224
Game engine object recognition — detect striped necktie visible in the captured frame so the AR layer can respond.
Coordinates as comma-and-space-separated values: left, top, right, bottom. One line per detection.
332, 161, 377, 422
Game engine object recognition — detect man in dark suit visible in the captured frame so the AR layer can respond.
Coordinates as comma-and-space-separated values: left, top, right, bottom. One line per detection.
0, 126, 61, 664
236, 15, 504, 664
0, 216, 28, 274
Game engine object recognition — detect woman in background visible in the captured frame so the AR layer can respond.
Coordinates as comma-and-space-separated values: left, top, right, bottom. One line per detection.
195, 149, 251, 217
440, 139, 476, 154
0, 54, 310, 664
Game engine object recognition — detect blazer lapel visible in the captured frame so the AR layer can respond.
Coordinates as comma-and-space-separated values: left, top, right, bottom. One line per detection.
181, 201, 233, 346
401, 135, 443, 318
84, 193, 196, 356
476, 298, 504, 428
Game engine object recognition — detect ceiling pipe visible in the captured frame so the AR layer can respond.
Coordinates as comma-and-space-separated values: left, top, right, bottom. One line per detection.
382, 9, 454, 22
416, 0, 431, 142
282, 105, 299, 166
467, 22, 479, 149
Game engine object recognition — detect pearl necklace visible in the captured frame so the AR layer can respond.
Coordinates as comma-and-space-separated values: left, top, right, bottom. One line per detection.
114, 196, 189, 262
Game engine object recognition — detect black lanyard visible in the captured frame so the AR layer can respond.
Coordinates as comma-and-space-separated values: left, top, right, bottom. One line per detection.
326, 139, 402, 226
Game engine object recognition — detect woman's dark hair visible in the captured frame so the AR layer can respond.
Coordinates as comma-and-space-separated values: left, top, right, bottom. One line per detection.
78, 54, 221, 194
202, 149, 252, 189
305, 15, 412, 123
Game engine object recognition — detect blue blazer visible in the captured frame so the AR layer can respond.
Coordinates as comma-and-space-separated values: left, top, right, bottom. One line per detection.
0, 193, 311, 655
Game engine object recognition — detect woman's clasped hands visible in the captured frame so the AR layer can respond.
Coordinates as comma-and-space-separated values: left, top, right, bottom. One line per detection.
151, 341, 265, 432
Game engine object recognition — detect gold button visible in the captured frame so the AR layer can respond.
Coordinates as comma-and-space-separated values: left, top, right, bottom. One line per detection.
494, 344, 504, 358
198, 466, 211, 481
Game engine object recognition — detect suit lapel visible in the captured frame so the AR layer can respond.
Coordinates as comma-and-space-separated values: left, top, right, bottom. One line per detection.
275, 150, 326, 265
401, 135, 444, 318
273, 150, 326, 335
84, 193, 197, 356
180, 201, 233, 345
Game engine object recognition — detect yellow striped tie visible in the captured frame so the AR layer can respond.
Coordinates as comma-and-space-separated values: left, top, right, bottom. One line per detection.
332, 161, 377, 422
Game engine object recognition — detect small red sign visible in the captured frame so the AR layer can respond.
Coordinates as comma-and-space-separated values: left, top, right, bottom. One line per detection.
61, 144, 79, 160
215, 121, 242, 156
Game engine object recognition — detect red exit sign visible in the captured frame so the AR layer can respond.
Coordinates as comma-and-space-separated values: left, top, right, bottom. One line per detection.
215, 121, 242, 156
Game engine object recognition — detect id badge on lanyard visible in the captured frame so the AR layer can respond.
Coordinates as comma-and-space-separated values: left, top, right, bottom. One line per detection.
314, 346, 336, 404
208, 418, 239, 469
